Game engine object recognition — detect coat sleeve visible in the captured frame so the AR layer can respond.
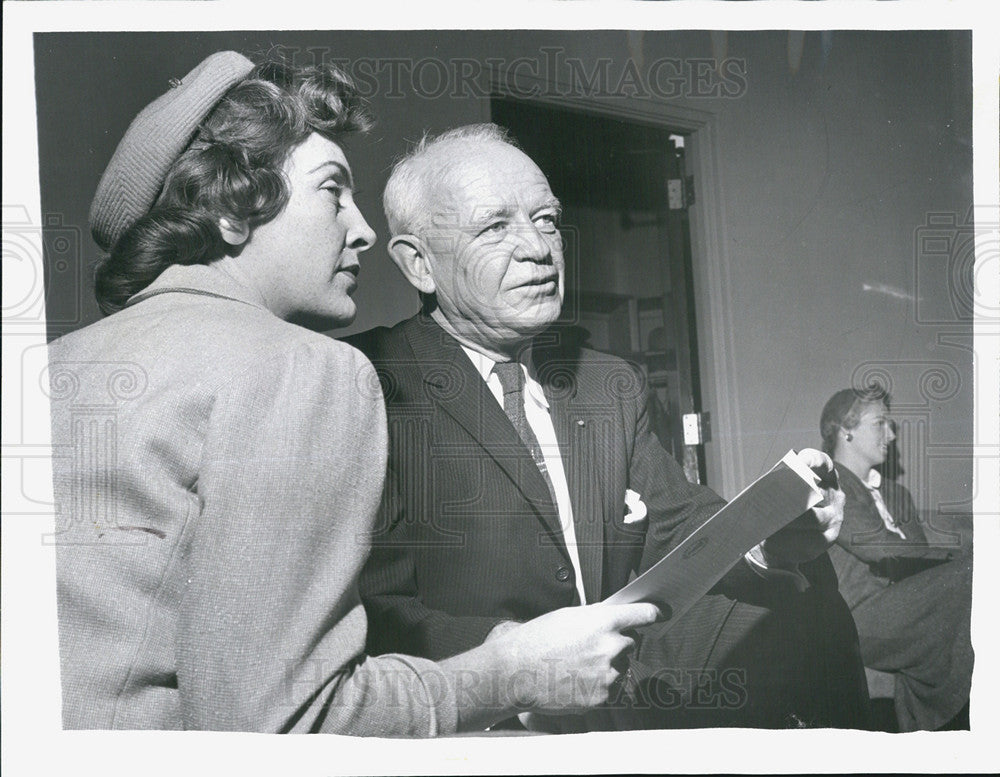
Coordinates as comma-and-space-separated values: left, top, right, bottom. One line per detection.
176, 338, 457, 735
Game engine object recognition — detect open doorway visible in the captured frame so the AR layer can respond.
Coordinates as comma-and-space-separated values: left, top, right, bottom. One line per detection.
492, 98, 708, 485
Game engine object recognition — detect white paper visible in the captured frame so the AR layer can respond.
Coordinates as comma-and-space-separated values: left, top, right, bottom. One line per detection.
604, 450, 825, 624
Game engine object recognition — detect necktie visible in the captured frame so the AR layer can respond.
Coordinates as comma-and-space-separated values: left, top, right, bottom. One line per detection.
492, 361, 559, 510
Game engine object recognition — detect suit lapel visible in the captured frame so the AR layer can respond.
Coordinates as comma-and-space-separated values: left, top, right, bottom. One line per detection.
402, 317, 568, 551
535, 343, 607, 605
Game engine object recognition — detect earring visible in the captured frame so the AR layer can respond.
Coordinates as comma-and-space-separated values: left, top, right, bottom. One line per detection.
845, 433, 853, 442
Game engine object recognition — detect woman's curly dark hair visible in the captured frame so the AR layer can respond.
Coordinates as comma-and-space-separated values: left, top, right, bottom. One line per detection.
94, 59, 372, 315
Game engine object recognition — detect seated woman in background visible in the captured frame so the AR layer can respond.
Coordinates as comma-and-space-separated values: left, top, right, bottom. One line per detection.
820, 387, 973, 731
49, 51, 658, 734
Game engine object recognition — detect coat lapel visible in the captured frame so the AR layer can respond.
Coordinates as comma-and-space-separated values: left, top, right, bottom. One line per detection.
534, 342, 607, 605
402, 317, 569, 553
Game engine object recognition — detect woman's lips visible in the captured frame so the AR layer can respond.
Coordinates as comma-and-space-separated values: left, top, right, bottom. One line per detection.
337, 268, 358, 293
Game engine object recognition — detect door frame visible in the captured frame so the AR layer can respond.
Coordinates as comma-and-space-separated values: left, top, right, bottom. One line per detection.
483, 72, 746, 497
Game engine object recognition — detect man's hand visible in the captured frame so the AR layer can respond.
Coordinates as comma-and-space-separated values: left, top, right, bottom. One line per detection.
489, 602, 660, 714
759, 448, 845, 567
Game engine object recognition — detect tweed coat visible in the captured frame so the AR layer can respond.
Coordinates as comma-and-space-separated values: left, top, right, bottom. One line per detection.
49, 264, 457, 735
351, 314, 870, 728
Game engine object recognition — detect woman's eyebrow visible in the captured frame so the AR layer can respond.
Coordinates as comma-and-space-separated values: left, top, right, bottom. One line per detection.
307, 160, 354, 188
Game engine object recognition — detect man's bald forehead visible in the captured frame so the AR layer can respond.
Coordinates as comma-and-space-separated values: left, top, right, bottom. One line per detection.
383, 123, 542, 237
422, 139, 550, 225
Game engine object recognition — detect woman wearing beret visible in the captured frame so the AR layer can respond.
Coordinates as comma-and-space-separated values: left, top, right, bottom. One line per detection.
820, 387, 973, 731
49, 52, 658, 735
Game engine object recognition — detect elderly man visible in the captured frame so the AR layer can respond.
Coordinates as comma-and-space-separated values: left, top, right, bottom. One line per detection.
349, 124, 869, 729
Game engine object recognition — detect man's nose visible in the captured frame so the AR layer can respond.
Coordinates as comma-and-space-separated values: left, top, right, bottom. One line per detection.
511, 219, 553, 262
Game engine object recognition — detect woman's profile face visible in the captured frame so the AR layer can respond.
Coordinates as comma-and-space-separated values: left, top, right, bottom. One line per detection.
244, 132, 376, 324
848, 401, 896, 469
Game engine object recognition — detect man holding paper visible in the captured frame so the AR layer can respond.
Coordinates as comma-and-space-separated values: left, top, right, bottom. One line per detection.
350, 124, 869, 729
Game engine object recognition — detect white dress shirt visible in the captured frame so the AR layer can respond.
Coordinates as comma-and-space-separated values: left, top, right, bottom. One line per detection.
459, 344, 588, 605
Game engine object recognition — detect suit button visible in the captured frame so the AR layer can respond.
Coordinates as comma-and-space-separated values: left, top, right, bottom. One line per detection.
556, 566, 572, 582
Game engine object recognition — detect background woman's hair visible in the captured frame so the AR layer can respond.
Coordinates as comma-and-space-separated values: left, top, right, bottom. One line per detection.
94, 59, 372, 315
820, 385, 891, 456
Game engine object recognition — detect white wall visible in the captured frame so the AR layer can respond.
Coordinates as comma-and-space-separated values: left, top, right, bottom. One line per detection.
680, 31, 973, 516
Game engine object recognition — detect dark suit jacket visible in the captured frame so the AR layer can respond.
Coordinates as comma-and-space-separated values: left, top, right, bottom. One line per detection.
350, 314, 734, 658
349, 315, 869, 727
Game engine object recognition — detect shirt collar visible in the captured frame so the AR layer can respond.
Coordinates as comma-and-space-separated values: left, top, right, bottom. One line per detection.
458, 342, 550, 409
864, 468, 882, 490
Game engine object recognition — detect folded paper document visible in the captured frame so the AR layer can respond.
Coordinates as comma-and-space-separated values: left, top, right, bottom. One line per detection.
604, 450, 829, 624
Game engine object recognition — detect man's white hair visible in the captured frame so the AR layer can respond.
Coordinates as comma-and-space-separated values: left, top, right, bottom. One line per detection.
382, 123, 520, 237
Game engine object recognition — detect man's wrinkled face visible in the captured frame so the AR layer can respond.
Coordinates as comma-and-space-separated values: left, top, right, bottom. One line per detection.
421, 141, 564, 351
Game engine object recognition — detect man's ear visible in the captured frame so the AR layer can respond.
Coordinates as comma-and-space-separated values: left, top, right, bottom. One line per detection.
218, 217, 250, 247
388, 234, 436, 295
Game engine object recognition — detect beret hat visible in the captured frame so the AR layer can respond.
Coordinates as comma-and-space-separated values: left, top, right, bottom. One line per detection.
89, 51, 255, 252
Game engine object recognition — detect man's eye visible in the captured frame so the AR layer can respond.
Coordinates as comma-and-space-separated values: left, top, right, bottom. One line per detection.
534, 213, 559, 231
484, 221, 507, 234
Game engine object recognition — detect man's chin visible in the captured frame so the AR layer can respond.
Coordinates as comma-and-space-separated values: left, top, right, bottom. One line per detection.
510, 309, 562, 338
516, 296, 562, 322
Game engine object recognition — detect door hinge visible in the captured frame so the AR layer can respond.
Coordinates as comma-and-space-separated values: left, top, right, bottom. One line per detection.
667, 176, 696, 209
682, 412, 711, 445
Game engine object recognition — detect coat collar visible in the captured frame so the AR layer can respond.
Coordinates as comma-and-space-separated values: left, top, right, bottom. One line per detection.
834, 461, 875, 507
401, 316, 560, 527
125, 264, 272, 312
